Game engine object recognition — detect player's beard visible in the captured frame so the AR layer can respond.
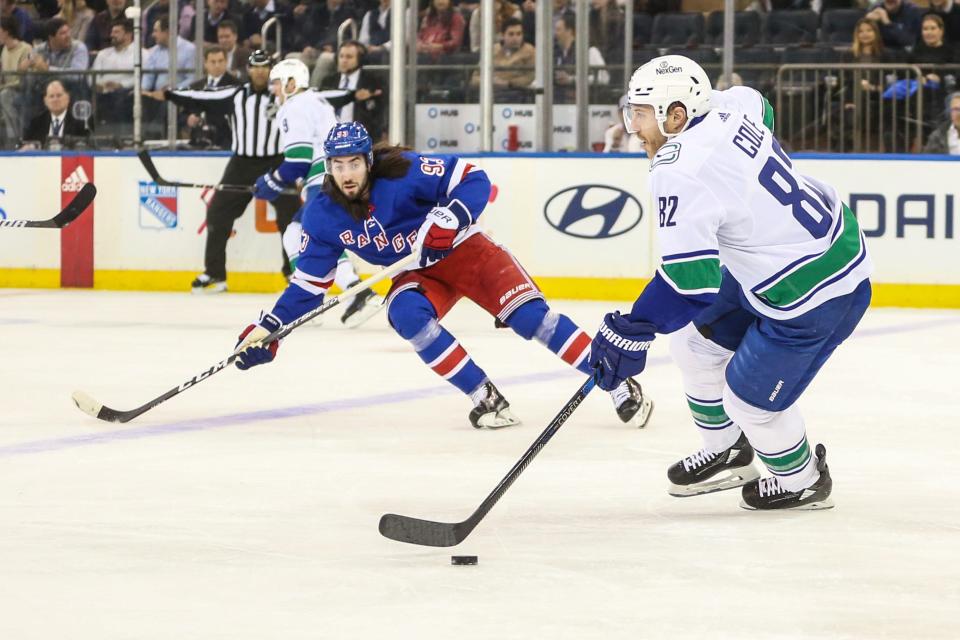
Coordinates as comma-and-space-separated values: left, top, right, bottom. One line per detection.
324, 174, 371, 221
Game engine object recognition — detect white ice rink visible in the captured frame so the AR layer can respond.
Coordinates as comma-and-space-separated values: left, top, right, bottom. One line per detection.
0, 288, 958, 639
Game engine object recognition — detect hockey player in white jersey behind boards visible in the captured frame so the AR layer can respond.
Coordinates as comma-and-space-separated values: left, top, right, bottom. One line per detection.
589, 55, 873, 510
253, 58, 383, 328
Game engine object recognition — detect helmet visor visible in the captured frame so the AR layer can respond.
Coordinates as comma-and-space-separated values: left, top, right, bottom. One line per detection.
622, 104, 647, 135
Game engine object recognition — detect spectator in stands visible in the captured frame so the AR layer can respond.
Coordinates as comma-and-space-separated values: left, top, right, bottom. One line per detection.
242, 0, 292, 50
520, 0, 536, 45
183, 46, 240, 148
715, 71, 744, 91
927, 0, 960, 45
21, 79, 90, 149
91, 18, 135, 131
86, 0, 129, 53
1, 15, 31, 146
142, 0, 195, 47
470, 18, 535, 100
553, 12, 609, 103
57, 0, 96, 43
864, 0, 923, 48
218, 20, 250, 78
204, 0, 239, 43
319, 40, 387, 141
417, 0, 466, 59
923, 91, 960, 152
142, 16, 197, 92
296, 0, 356, 66
850, 17, 888, 63
588, 0, 624, 60
359, 0, 391, 60
468, 0, 520, 53
0, 0, 34, 42
912, 14, 953, 131
25, 18, 90, 71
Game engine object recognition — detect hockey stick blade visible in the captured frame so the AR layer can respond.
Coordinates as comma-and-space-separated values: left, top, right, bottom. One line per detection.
379, 373, 598, 547
71, 254, 417, 423
138, 149, 296, 195
0, 183, 96, 229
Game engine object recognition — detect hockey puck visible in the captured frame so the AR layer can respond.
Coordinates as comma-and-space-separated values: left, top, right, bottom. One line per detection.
451, 555, 478, 566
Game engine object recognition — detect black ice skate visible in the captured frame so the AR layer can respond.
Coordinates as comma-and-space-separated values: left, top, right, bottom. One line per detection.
668, 432, 760, 497
340, 288, 384, 328
469, 382, 521, 429
191, 273, 227, 294
610, 377, 654, 428
740, 443, 834, 511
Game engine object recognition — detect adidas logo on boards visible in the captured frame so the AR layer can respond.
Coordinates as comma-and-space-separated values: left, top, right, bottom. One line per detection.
62, 166, 90, 192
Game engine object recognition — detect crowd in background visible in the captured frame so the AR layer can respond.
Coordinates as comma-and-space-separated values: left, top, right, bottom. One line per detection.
0, 0, 958, 152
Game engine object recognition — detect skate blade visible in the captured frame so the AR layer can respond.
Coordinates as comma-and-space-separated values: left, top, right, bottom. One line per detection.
668, 464, 761, 497
342, 296, 385, 329
627, 398, 654, 429
739, 496, 835, 511
191, 284, 227, 295
477, 408, 521, 429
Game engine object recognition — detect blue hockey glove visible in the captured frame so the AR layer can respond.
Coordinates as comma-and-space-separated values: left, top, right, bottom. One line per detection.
589, 312, 656, 391
234, 311, 283, 370
253, 171, 285, 202
413, 199, 471, 269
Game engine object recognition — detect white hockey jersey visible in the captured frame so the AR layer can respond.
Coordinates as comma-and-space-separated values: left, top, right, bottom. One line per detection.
648, 86, 872, 320
276, 89, 339, 188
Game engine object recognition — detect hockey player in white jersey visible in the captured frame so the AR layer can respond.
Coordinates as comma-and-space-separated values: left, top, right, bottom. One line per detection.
253, 58, 383, 328
589, 55, 873, 510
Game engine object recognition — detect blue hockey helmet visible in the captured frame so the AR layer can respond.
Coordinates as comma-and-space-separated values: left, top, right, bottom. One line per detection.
324, 122, 374, 165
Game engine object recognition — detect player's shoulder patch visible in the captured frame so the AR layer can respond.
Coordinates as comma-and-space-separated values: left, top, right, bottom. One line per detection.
650, 142, 681, 170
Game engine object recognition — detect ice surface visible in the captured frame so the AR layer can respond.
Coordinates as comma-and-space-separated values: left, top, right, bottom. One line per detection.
0, 289, 957, 639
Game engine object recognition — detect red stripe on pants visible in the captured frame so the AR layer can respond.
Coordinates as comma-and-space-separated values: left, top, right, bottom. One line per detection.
60, 156, 94, 288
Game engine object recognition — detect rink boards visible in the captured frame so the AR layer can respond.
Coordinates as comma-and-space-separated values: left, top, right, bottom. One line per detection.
0, 151, 958, 307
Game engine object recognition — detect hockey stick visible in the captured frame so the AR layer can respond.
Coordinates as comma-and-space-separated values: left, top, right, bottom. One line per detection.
71, 253, 417, 423
137, 150, 298, 195
379, 371, 599, 547
0, 183, 96, 229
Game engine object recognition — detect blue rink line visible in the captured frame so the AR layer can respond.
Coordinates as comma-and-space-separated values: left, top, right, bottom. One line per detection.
1, 315, 958, 459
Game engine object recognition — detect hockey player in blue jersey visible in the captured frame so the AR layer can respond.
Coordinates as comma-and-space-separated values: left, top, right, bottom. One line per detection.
252, 59, 382, 328
588, 55, 873, 510
235, 122, 654, 429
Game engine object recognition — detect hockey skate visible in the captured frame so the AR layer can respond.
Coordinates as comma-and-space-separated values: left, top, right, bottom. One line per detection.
668, 432, 760, 497
340, 288, 384, 328
740, 443, 834, 511
469, 382, 521, 429
191, 273, 227, 294
610, 377, 654, 428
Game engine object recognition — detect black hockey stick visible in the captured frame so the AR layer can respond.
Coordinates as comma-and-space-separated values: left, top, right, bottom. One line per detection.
0, 183, 96, 229
379, 371, 599, 547
137, 150, 298, 195
71, 254, 417, 423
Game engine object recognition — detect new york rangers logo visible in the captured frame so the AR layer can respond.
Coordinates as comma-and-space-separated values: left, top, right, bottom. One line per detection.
139, 181, 178, 229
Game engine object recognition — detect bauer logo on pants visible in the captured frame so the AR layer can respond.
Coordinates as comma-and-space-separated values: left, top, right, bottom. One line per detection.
138, 181, 179, 229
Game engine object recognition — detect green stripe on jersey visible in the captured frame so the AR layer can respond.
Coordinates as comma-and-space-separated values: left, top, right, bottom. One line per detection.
687, 399, 729, 425
756, 439, 811, 474
761, 96, 775, 131
757, 205, 863, 308
661, 257, 722, 293
284, 145, 313, 161
306, 159, 326, 181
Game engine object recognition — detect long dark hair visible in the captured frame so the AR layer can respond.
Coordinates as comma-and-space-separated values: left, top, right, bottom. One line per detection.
323, 143, 413, 221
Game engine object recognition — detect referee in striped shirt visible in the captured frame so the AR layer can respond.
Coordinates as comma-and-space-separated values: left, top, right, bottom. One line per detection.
162, 50, 300, 293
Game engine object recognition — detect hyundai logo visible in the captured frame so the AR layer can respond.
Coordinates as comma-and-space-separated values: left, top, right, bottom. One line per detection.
543, 185, 643, 239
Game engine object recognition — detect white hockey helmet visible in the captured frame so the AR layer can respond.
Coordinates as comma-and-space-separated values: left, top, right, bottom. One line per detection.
624, 55, 712, 138
269, 58, 310, 99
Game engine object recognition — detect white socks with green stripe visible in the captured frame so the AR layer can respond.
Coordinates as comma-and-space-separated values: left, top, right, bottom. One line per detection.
722, 388, 818, 492
669, 324, 742, 453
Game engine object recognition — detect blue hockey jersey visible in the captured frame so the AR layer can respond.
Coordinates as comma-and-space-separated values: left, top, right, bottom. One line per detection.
270, 152, 490, 323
